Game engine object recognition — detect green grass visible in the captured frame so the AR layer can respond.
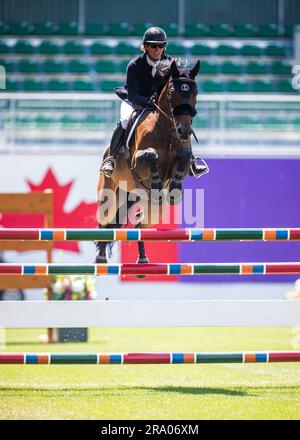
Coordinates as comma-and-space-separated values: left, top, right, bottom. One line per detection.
0, 327, 300, 420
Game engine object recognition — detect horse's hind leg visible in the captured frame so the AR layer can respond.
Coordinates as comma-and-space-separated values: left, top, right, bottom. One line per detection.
137, 241, 149, 264
95, 242, 108, 263
95, 173, 119, 263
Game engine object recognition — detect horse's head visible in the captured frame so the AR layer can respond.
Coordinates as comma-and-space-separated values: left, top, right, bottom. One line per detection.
168, 60, 200, 141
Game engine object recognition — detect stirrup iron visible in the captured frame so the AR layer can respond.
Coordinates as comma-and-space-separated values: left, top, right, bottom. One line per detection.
190, 156, 209, 179
100, 156, 117, 178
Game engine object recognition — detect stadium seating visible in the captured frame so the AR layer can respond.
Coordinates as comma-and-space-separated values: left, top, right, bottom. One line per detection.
67, 59, 89, 74
63, 41, 85, 55
227, 80, 249, 92
240, 44, 262, 56
210, 24, 233, 38
216, 44, 239, 56
191, 44, 214, 56
18, 59, 40, 73
14, 40, 35, 54
131, 22, 154, 35
251, 79, 274, 93
221, 62, 242, 74
100, 80, 122, 92
94, 60, 118, 74
43, 60, 65, 74
115, 42, 137, 55
72, 80, 94, 91
271, 61, 291, 75
185, 23, 210, 37
108, 22, 131, 36
161, 23, 179, 37
58, 22, 79, 36
90, 42, 113, 55
47, 79, 69, 91
38, 40, 60, 54
0, 20, 297, 93
166, 42, 186, 55
9, 21, 33, 35
233, 24, 256, 38
0, 59, 14, 72
246, 62, 269, 75
84, 23, 105, 36
22, 78, 44, 91
33, 21, 57, 35
200, 61, 218, 75
202, 80, 224, 93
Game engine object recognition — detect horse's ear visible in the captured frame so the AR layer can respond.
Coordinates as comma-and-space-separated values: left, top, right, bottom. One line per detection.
189, 60, 200, 79
170, 60, 179, 78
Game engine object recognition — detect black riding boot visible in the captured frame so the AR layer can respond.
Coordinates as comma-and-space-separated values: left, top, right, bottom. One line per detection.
100, 122, 125, 178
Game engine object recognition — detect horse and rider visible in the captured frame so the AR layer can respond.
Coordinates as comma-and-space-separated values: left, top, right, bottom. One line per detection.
96, 26, 209, 264
100, 26, 208, 179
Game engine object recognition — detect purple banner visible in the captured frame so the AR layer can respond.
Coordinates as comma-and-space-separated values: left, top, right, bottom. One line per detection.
180, 158, 300, 282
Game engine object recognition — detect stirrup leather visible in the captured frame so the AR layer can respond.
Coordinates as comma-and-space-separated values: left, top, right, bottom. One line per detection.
190, 156, 209, 179
100, 156, 117, 177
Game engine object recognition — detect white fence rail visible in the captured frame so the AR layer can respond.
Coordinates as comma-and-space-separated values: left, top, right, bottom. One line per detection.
1, 300, 300, 327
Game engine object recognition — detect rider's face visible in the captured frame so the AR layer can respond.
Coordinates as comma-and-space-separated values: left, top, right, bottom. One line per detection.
145, 43, 165, 61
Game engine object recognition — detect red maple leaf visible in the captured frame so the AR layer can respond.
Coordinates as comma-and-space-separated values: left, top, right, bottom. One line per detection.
1, 168, 98, 253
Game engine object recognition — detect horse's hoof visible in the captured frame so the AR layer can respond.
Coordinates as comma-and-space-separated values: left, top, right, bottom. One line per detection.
137, 257, 149, 264
136, 256, 149, 279
95, 256, 107, 264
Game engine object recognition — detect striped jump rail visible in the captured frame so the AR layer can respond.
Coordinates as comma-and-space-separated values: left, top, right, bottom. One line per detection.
1, 228, 300, 242
1, 351, 300, 365
1, 262, 300, 276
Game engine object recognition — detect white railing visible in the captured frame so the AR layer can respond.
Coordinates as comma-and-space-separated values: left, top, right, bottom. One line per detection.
0, 92, 300, 157
1, 299, 300, 327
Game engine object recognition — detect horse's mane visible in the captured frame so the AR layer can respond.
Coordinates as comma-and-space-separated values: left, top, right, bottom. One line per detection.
156, 59, 172, 80
156, 58, 191, 80
153, 59, 190, 97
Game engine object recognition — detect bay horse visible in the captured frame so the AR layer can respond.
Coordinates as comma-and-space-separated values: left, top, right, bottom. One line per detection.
95, 59, 200, 264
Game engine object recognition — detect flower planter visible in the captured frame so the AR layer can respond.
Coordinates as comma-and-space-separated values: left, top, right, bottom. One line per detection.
57, 327, 88, 343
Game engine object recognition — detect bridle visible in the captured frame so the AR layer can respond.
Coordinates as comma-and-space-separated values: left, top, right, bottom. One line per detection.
153, 76, 199, 143
168, 78, 198, 118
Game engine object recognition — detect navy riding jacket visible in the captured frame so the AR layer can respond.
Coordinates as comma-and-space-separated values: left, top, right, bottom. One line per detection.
125, 53, 173, 108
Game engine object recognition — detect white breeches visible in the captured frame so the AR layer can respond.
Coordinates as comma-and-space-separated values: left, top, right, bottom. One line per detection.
120, 101, 134, 129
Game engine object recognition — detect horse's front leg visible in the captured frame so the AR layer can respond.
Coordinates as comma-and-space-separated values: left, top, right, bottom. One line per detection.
169, 147, 192, 205
134, 148, 163, 192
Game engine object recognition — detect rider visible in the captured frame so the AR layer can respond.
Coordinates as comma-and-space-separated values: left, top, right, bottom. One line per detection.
100, 26, 208, 178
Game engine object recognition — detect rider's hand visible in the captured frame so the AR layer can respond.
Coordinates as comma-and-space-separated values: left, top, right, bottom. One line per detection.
148, 93, 157, 106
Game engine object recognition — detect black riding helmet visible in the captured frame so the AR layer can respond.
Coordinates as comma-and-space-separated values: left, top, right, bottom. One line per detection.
143, 27, 167, 44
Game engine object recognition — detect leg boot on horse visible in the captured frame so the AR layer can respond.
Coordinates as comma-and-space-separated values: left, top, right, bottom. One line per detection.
169, 148, 192, 205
